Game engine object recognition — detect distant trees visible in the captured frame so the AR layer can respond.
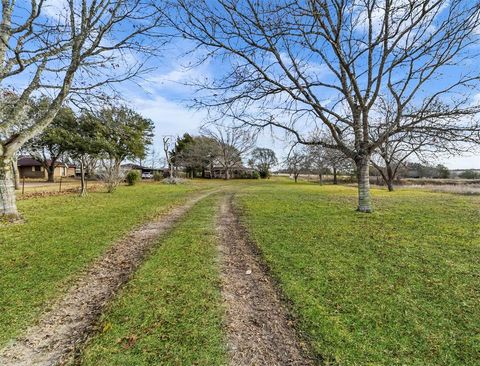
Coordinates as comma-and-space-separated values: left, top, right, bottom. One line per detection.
173, 135, 220, 178
459, 170, 480, 179
203, 127, 256, 180
169, 0, 480, 212
250, 148, 277, 178
285, 150, 308, 183
26, 104, 76, 182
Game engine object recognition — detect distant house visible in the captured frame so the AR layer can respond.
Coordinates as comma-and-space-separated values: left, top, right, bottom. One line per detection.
205, 163, 257, 179
120, 163, 162, 179
17, 156, 76, 179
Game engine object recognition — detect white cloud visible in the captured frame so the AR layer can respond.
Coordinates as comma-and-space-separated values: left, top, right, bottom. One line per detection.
129, 95, 206, 145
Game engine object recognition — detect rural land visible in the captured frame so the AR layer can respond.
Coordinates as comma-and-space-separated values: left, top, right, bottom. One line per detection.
1, 1, 480, 366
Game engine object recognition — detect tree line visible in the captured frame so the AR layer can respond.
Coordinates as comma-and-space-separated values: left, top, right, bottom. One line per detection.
17, 102, 153, 196
2, 0, 480, 218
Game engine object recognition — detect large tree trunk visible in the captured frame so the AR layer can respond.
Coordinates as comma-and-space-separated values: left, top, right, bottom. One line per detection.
333, 167, 338, 185
318, 173, 323, 185
356, 156, 373, 213
47, 166, 55, 183
0, 155, 21, 220
224, 168, 230, 180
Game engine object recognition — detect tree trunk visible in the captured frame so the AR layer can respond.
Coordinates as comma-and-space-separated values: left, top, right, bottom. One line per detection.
224, 168, 230, 180
47, 167, 55, 183
12, 156, 20, 190
79, 160, 87, 197
0, 155, 21, 220
356, 157, 373, 213
333, 167, 338, 185
319, 173, 323, 185
386, 164, 394, 192
294, 173, 298, 183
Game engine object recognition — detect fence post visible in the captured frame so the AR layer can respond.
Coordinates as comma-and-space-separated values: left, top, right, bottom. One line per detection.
59, 176, 62, 192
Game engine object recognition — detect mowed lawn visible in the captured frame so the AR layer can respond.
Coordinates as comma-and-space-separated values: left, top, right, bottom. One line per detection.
0, 183, 202, 346
80, 195, 226, 365
238, 181, 480, 365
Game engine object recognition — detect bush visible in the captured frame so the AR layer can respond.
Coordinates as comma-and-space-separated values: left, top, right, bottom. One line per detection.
126, 170, 141, 186
153, 171, 163, 181
162, 177, 186, 185
251, 171, 260, 179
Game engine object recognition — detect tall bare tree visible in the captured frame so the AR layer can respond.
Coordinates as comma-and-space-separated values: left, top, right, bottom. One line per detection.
167, 0, 480, 212
203, 126, 256, 179
0, 0, 164, 219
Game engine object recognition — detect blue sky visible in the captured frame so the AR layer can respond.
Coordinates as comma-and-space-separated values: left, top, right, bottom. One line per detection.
8, 0, 480, 169
120, 38, 480, 170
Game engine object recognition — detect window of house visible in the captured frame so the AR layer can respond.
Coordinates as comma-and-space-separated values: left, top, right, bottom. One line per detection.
34, 166, 41, 172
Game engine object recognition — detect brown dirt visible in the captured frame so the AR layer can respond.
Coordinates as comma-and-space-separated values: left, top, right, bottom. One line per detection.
0, 190, 215, 366
217, 194, 315, 366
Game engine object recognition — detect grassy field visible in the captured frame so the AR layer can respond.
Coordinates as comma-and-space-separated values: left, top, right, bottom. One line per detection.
0, 183, 202, 346
79, 195, 226, 365
237, 181, 480, 365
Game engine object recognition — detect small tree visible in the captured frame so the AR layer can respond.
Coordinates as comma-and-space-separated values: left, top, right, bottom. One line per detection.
285, 149, 308, 183
95, 107, 154, 193
250, 148, 277, 178
163, 136, 175, 178
62, 114, 103, 197
26, 104, 76, 182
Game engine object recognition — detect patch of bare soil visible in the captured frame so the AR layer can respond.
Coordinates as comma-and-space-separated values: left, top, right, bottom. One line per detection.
0, 191, 214, 366
217, 194, 315, 366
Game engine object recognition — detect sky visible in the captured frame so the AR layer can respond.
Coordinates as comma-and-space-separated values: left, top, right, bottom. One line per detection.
120, 42, 480, 170
112, 2, 480, 171
8, 0, 480, 170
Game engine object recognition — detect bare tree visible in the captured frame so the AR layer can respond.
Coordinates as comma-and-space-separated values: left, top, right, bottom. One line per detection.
163, 136, 175, 178
0, 0, 164, 218
285, 149, 308, 183
167, 0, 480, 212
203, 126, 256, 179
99, 158, 125, 193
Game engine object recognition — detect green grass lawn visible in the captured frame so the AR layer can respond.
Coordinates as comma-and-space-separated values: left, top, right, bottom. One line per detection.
79, 195, 226, 366
0, 183, 202, 346
237, 181, 480, 366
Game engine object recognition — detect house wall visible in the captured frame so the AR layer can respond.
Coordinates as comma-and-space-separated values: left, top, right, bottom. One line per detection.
53, 166, 76, 178
18, 165, 76, 179
19, 166, 47, 179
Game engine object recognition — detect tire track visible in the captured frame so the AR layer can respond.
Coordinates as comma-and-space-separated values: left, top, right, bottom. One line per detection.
0, 190, 216, 366
216, 193, 314, 366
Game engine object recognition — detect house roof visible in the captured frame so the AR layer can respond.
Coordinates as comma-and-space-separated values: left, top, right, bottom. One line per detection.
18, 156, 75, 168
121, 163, 162, 171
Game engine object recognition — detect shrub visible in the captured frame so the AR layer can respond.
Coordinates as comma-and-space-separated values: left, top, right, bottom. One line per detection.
153, 171, 163, 181
251, 171, 260, 179
126, 170, 141, 186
